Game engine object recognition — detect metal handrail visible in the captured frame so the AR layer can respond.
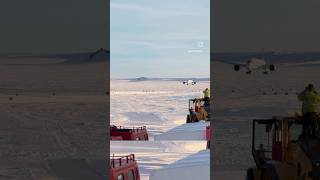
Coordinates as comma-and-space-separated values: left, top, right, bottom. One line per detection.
110, 154, 135, 168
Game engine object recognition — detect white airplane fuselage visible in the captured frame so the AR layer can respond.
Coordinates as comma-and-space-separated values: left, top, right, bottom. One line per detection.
246, 58, 266, 72
183, 80, 196, 85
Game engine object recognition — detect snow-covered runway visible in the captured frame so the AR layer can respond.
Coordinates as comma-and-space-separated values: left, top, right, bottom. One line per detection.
110, 79, 210, 180
111, 80, 210, 138
110, 141, 207, 180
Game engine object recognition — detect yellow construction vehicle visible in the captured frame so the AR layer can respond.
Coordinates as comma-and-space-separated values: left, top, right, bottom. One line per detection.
186, 98, 209, 123
246, 116, 320, 180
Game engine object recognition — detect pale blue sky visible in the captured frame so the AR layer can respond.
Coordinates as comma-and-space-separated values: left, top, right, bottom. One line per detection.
111, 0, 210, 79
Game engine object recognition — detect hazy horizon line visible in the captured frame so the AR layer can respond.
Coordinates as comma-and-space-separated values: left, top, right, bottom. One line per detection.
110, 77, 210, 80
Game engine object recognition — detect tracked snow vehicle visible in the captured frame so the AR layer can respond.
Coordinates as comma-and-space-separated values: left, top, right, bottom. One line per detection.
110, 126, 149, 141
110, 154, 140, 180
247, 116, 320, 180
186, 98, 209, 123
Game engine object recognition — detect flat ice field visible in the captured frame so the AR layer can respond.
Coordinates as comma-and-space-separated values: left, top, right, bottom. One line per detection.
110, 141, 208, 180
110, 79, 210, 139
110, 79, 210, 180
212, 60, 320, 179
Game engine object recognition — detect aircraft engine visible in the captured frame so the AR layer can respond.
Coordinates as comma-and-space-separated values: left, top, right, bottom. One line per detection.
234, 65, 240, 71
269, 64, 275, 71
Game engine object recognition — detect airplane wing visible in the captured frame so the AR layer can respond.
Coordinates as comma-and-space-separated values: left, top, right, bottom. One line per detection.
212, 52, 275, 63
213, 52, 277, 73
6, 49, 109, 64
89, 48, 109, 58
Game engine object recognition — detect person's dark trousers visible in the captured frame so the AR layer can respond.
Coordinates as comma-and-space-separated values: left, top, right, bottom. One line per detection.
302, 112, 318, 138
203, 97, 210, 112
204, 97, 210, 105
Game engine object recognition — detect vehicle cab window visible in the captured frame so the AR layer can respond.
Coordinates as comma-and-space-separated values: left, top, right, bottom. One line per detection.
289, 123, 302, 142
